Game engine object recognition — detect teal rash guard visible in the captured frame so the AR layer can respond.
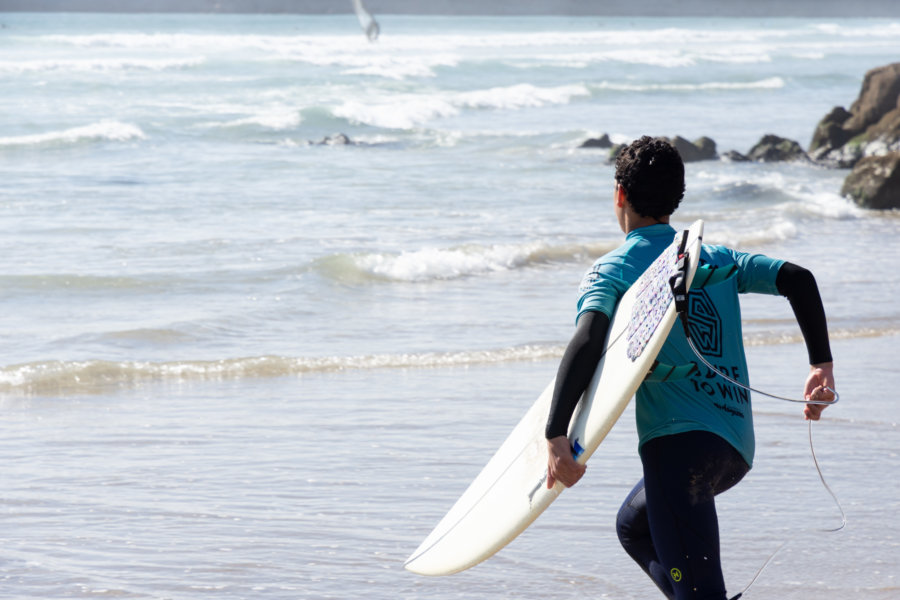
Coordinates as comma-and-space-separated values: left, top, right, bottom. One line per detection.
573, 223, 784, 467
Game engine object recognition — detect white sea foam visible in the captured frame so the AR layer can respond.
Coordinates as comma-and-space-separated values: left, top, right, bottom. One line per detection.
790, 52, 827, 60
592, 77, 784, 93
703, 167, 864, 222
341, 57, 452, 79
300, 52, 460, 80
334, 96, 459, 129
24, 26, 786, 80
212, 108, 302, 131
779, 191, 866, 220
705, 221, 800, 247
0, 121, 145, 147
0, 346, 567, 395
327, 240, 609, 283
36, 32, 302, 51
812, 22, 900, 38
517, 47, 774, 69
456, 83, 590, 109
35, 21, 891, 60
334, 82, 591, 128
0, 56, 205, 74
358, 245, 536, 281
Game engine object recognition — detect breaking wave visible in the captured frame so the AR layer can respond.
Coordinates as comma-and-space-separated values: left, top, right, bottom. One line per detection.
0, 121, 145, 148
314, 240, 613, 283
0, 56, 204, 74
0, 345, 565, 396
333, 83, 590, 129
591, 77, 785, 93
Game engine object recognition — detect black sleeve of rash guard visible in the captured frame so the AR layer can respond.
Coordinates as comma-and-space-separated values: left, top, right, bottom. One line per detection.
545, 310, 610, 440
775, 261, 833, 365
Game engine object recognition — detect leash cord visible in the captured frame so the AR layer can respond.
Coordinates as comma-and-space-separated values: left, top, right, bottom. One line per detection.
728, 541, 786, 600
683, 335, 846, 599
728, 420, 846, 599
809, 419, 847, 532
685, 336, 838, 406
685, 334, 845, 528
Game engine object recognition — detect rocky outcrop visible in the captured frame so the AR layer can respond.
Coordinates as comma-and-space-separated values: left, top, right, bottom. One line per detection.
721, 150, 750, 162
596, 134, 717, 162
666, 135, 717, 162
809, 106, 857, 166
692, 136, 718, 161
810, 63, 900, 164
579, 134, 613, 148
841, 154, 900, 209
844, 63, 900, 138
581, 113, 899, 208
316, 133, 354, 146
601, 133, 801, 164
747, 134, 808, 162
810, 62, 900, 208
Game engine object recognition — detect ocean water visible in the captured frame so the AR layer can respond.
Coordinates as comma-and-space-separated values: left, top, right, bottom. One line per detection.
0, 12, 898, 599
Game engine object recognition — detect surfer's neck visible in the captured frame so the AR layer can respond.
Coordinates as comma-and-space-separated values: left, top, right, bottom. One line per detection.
621, 211, 670, 234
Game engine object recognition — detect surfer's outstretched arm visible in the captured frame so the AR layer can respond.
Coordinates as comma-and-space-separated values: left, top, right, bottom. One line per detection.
775, 261, 835, 420
545, 310, 609, 488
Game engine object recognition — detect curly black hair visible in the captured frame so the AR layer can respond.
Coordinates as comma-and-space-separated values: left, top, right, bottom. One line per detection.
614, 136, 685, 219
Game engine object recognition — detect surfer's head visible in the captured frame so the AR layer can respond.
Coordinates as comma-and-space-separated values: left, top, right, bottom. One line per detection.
614, 136, 685, 220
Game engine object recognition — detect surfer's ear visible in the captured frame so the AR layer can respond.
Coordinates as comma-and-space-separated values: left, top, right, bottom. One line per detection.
614, 182, 628, 207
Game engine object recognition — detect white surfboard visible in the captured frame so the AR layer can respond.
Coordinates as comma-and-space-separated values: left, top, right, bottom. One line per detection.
405, 220, 704, 576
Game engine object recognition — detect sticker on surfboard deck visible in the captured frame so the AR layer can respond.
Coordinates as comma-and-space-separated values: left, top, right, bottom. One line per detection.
626, 233, 683, 361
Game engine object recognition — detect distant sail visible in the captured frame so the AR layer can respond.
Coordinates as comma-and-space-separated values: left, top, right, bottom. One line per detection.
351, 0, 380, 41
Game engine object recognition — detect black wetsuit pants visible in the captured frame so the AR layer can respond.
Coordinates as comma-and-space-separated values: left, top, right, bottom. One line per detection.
616, 431, 750, 600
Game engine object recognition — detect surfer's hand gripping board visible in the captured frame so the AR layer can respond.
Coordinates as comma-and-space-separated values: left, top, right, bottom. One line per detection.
404, 220, 704, 576
545, 435, 586, 488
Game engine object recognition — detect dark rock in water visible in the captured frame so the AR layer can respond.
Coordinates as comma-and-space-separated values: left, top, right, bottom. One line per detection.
844, 62, 900, 135
841, 153, 900, 209
669, 136, 696, 160
693, 136, 718, 160
316, 133, 354, 146
721, 150, 751, 162
806, 62, 900, 209
579, 134, 612, 148
667, 135, 717, 162
809, 106, 854, 162
863, 102, 900, 156
747, 134, 808, 162
811, 138, 864, 169
810, 62, 900, 167
607, 136, 717, 163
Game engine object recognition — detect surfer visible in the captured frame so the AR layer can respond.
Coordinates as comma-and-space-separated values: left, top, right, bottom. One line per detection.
544, 136, 835, 600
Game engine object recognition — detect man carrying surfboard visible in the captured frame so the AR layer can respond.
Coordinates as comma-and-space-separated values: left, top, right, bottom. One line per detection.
545, 136, 836, 600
